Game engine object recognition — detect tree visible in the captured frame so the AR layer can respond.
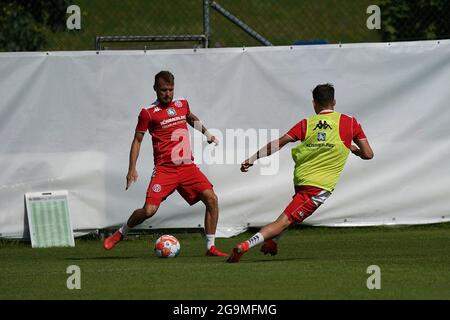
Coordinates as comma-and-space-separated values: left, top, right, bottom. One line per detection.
0, 0, 70, 51
380, 0, 450, 41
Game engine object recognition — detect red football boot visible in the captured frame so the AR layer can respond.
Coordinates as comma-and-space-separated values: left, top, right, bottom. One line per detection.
260, 239, 278, 256
206, 245, 229, 257
103, 230, 123, 251
226, 241, 249, 263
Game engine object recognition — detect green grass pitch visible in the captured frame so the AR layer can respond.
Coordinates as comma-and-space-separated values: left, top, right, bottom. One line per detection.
1, 223, 449, 300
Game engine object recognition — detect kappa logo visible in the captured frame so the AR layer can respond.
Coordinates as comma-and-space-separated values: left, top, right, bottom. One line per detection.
317, 132, 326, 141
174, 100, 183, 108
313, 120, 332, 130
153, 107, 161, 113
167, 107, 177, 117
152, 184, 161, 193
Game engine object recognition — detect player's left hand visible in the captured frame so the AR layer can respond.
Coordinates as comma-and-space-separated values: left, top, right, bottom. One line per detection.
207, 135, 219, 146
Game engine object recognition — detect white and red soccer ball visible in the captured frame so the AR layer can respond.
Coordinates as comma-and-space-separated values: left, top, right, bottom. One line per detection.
154, 235, 180, 258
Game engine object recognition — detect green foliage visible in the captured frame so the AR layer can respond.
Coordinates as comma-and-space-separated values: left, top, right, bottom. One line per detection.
1, 1, 447, 51
380, 0, 450, 41
0, 0, 70, 51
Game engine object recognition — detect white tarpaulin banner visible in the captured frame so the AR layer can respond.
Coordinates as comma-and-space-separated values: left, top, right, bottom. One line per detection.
1, 40, 450, 239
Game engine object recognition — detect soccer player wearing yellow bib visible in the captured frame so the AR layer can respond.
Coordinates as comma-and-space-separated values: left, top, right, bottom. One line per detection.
227, 83, 374, 263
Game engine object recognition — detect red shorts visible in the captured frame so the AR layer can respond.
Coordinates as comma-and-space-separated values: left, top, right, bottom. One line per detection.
146, 164, 213, 206
283, 186, 332, 224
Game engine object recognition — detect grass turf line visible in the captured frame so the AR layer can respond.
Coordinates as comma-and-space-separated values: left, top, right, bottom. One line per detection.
0, 223, 449, 299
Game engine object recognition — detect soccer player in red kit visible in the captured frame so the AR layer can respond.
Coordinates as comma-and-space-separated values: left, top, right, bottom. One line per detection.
227, 83, 374, 262
104, 71, 228, 257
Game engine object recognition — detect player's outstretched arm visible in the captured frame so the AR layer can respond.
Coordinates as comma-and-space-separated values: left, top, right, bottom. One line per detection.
350, 139, 374, 160
186, 112, 218, 145
126, 132, 144, 190
241, 134, 294, 172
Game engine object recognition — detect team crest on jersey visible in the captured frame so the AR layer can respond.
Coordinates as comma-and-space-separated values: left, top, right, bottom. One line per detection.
167, 107, 177, 117
152, 184, 161, 193
317, 132, 326, 141
174, 100, 183, 108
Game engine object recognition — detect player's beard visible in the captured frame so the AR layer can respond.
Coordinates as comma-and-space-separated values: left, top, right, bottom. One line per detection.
160, 96, 172, 106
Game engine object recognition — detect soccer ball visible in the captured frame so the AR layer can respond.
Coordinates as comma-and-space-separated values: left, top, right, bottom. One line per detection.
154, 235, 180, 258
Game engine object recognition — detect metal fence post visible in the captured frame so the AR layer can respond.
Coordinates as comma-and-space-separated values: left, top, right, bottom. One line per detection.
203, 0, 210, 48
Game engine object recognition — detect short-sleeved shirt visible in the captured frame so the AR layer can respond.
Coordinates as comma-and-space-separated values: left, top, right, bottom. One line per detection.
286, 111, 366, 146
286, 110, 367, 191
135, 97, 194, 166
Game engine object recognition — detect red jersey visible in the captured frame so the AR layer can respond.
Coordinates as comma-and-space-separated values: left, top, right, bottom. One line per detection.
286, 110, 366, 147
135, 97, 193, 166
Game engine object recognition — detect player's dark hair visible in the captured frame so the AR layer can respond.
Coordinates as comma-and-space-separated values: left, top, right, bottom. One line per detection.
312, 83, 335, 106
154, 71, 174, 86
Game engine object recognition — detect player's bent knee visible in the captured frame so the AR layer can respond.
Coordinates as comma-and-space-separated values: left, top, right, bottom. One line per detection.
200, 190, 218, 207
144, 210, 156, 218
211, 192, 218, 204
144, 204, 158, 218
206, 192, 218, 208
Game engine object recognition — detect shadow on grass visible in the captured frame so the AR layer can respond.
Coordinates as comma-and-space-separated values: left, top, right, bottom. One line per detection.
64, 256, 138, 260
244, 257, 315, 263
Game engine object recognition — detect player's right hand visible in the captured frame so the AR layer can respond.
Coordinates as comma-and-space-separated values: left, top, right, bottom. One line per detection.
240, 160, 253, 172
350, 145, 361, 156
126, 170, 138, 190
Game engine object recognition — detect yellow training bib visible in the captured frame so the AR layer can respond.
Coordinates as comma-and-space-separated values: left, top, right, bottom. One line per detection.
291, 112, 350, 192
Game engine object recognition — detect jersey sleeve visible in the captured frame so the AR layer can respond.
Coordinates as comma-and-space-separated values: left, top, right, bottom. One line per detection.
135, 108, 151, 133
286, 119, 307, 141
185, 99, 191, 115
352, 117, 367, 141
